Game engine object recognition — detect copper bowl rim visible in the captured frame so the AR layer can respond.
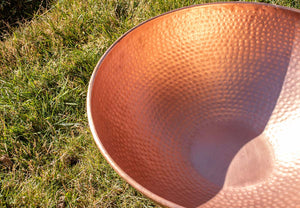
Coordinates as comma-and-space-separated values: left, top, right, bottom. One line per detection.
87, 2, 300, 207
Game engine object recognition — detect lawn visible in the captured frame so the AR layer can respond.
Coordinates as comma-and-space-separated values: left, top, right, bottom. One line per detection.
0, 0, 299, 207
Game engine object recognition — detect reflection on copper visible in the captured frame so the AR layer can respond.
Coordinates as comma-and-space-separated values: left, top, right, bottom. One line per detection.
87, 2, 300, 208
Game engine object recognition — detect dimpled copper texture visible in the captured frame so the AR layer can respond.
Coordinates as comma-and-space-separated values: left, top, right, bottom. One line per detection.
87, 2, 300, 208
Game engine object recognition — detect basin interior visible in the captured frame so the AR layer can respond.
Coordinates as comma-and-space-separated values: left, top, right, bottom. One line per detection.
89, 4, 298, 208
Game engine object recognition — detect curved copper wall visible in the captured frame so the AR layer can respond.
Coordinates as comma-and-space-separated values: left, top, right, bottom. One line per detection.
87, 3, 300, 208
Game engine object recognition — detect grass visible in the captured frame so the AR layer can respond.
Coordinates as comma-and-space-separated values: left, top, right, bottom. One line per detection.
0, 0, 53, 37
0, 0, 299, 207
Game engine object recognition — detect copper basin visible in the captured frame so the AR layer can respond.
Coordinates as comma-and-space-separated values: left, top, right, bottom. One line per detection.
87, 2, 300, 207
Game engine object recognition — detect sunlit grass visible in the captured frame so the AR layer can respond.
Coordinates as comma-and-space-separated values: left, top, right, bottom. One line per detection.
0, 0, 299, 207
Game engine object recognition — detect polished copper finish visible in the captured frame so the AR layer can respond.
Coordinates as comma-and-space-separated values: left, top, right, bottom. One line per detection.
87, 2, 300, 208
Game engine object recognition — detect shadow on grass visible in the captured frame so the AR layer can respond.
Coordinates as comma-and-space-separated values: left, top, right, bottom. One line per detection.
0, 0, 53, 38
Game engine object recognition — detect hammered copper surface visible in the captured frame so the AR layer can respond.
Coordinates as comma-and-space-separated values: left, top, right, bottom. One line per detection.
87, 3, 300, 208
